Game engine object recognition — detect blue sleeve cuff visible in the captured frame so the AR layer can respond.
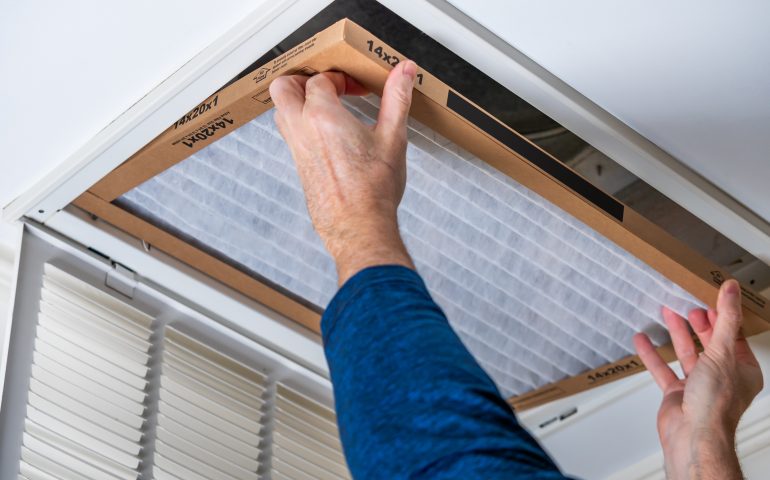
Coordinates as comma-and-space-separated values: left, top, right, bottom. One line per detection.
321, 264, 424, 344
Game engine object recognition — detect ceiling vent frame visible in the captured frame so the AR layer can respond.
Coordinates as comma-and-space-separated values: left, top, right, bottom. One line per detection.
4, 1, 770, 410
52, 18, 770, 409
4, 0, 770, 269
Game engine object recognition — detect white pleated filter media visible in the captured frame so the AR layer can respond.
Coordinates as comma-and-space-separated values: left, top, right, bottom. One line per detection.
20, 264, 153, 480
154, 328, 266, 480
118, 95, 705, 397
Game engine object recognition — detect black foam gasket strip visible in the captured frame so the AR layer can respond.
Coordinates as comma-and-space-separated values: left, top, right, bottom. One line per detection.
447, 91, 625, 222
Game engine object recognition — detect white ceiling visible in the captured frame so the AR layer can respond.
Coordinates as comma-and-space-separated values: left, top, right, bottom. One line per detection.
0, 2, 769, 476
2, 0, 768, 227
448, 0, 770, 224
0, 0, 257, 212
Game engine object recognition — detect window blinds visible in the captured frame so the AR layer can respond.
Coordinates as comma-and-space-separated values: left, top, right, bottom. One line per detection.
117, 95, 705, 397
17, 264, 350, 479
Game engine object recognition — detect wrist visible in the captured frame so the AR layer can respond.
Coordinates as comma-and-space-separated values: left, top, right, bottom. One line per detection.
663, 428, 741, 480
692, 433, 741, 480
325, 218, 414, 285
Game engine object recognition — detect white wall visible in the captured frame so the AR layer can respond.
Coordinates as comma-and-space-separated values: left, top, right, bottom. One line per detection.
447, 0, 770, 225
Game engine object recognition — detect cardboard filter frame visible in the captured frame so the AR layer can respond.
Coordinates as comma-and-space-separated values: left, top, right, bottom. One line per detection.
72, 19, 770, 411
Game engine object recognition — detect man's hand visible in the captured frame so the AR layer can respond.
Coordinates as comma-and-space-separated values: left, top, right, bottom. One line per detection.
269, 61, 418, 285
634, 279, 763, 479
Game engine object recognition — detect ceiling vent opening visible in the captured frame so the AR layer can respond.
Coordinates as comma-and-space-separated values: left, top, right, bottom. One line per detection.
70, 0, 770, 408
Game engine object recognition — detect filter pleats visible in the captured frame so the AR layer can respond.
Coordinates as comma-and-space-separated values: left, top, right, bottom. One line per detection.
118, 96, 704, 396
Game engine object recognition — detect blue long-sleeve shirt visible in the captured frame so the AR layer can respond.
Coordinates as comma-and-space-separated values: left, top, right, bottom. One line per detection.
322, 265, 573, 479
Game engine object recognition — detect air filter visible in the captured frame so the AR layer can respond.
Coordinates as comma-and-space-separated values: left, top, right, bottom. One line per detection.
116, 95, 703, 398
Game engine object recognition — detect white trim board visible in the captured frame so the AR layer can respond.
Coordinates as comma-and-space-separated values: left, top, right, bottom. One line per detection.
5, 0, 770, 265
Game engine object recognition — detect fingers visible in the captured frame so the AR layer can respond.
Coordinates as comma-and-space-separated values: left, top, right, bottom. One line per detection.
344, 75, 369, 96
658, 387, 685, 424
270, 76, 310, 126
376, 60, 417, 139
306, 71, 346, 96
305, 71, 367, 98
634, 333, 679, 391
707, 307, 717, 327
302, 72, 369, 133
725, 302, 761, 367
662, 307, 698, 376
735, 334, 761, 368
711, 279, 743, 352
304, 72, 349, 111
271, 72, 366, 131
688, 308, 713, 347
272, 66, 409, 137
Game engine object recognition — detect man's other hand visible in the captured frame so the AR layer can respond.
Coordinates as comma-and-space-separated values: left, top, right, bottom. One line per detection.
634, 279, 764, 479
269, 61, 418, 284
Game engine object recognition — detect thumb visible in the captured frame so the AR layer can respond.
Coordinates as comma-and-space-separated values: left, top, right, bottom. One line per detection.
711, 279, 743, 352
376, 60, 417, 138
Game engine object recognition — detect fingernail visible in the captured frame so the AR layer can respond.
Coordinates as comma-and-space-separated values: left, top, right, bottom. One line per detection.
725, 279, 739, 296
402, 60, 417, 80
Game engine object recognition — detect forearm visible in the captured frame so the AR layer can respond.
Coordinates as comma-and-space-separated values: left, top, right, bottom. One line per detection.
326, 219, 413, 286
321, 266, 568, 479
272, 62, 569, 478
665, 433, 743, 480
